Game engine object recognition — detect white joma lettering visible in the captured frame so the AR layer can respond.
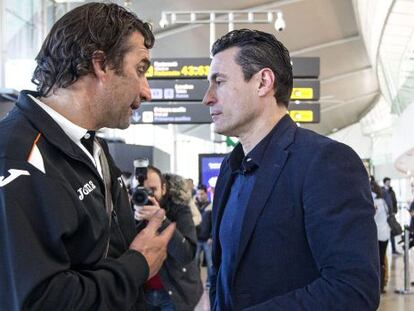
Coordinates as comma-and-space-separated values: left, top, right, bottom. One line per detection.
0, 169, 30, 187
77, 180, 97, 200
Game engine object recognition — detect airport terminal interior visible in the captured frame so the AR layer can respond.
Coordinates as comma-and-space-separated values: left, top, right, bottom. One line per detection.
1, 0, 414, 310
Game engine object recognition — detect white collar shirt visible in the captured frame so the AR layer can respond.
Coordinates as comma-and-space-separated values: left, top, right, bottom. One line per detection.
28, 94, 103, 178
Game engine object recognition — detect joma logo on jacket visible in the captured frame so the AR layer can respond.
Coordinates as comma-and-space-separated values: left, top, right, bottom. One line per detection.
77, 181, 97, 200
0, 169, 30, 187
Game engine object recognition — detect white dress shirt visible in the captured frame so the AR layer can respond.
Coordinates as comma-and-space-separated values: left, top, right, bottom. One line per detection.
28, 94, 103, 178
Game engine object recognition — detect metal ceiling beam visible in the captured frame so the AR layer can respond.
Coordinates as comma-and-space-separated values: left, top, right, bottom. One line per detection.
320, 66, 373, 84
154, 0, 304, 39
290, 35, 361, 56
321, 91, 380, 113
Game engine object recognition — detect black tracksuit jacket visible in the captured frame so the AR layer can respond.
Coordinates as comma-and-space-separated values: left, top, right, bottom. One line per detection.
0, 91, 149, 310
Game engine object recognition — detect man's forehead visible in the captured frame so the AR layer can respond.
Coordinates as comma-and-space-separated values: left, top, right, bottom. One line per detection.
209, 47, 240, 74
127, 31, 150, 54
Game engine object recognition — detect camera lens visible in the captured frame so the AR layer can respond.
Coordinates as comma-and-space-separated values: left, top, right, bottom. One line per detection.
132, 187, 153, 206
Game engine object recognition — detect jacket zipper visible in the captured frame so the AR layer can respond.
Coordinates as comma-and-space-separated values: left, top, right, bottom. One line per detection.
112, 209, 128, 250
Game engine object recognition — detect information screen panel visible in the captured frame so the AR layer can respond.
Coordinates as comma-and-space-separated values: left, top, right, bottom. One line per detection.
131, 103, 211, 124
198, 153, 226, 201
132, 102, 320, 124
291, 57, 320, 78
146, 57, 319, 79
146, 58, 210, 79
148, 79, 320, 101
291, 80, 320, 100
289, 102, 320, 123
149, 79, 208, 101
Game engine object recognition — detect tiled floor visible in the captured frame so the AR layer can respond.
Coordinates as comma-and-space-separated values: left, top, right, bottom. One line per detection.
195, 249, 414, 310
195, 268, 210, 311
378, 251, 414, 310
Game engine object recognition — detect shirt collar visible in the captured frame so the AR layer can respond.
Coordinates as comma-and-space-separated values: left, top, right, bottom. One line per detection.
28, 94, 89, 144
228, 114, 291, 174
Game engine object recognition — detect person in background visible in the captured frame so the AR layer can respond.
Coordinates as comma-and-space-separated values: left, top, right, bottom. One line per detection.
135, 166, 203, 311
185, 178, 197, 197
195, 184, 214, 288
203, 29, 379, 310
0, 3, 175, 310
371, 177, 391, 294
185, 177, 202, 226
382, 177, 401, 255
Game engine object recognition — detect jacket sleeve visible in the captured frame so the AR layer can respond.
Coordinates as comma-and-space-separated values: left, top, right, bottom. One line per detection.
161, 204, 197, 265
0, 165, 149, 311
244, 142, 380, 311
209, 246, 218, 311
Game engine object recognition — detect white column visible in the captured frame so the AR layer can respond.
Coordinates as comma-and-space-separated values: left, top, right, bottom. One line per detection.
0, 0, 6, 87
209, 13, 215, 56
228, 12, 234, 32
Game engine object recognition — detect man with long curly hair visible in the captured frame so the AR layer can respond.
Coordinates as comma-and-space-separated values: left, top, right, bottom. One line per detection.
0, 3, 174, 310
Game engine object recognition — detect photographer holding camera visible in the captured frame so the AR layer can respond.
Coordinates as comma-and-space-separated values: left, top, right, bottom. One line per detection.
132, 165, 203, 311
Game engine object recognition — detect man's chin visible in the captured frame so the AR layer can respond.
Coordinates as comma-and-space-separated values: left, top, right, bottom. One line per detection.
118, 122, 130, 130
106, 120, 130, 130
214, 125, 230, 136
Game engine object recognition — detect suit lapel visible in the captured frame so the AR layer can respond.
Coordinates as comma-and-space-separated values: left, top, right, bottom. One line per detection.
232, 117, 297, 279
211, 158, 234, 266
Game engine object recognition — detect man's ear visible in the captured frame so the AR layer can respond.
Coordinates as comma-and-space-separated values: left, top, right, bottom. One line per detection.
91, 50, 107, 80
162, 182, 167, 197
257, 68, 275, 97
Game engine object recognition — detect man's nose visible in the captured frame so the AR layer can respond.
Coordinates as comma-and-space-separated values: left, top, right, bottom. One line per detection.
202, 86, 215, 106
140, 78, 151, 102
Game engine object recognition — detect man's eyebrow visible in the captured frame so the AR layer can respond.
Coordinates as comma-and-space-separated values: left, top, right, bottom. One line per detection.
210, 72, 227, 81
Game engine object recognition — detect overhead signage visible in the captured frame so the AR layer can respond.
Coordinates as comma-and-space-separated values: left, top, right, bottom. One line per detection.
291, 57, 320, 78
146, 58, 210, 79
132, 102, 320, 124
146, 57, 320, 79
288, 102, 320, 123
131, 102, 211, 124
291, 80, 320, 100
149, 80, 208, 101
148, 79, 319, 101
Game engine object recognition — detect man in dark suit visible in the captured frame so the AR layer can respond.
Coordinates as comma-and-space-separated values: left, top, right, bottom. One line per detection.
202, 29, 380, 311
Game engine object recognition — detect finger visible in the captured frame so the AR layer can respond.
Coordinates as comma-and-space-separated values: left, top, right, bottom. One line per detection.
145, 208, 166, 232
147, 196, 159, 207
158, 222, 176, 243
141, 205, 160, 213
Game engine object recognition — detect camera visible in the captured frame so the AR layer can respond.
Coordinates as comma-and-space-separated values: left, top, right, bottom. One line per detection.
131, 158, 154, 206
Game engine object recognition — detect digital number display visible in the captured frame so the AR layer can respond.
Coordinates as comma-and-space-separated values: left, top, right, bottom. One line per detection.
145, 58, 211, 79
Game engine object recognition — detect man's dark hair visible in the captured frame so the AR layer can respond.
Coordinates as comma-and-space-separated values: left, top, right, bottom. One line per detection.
197, 184, 208, 193
147, 165, 165, 185
370, 179, 383, 199
383, 177, 390, 184
32, 2, 154, 97
211, 29, 293, 107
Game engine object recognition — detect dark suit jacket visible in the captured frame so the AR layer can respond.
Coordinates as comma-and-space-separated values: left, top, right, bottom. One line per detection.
210, 116, 380, 310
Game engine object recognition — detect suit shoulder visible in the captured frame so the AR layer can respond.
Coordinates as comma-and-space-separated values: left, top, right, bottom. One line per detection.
295, 127, 357, 154
0, 108, 39, 161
